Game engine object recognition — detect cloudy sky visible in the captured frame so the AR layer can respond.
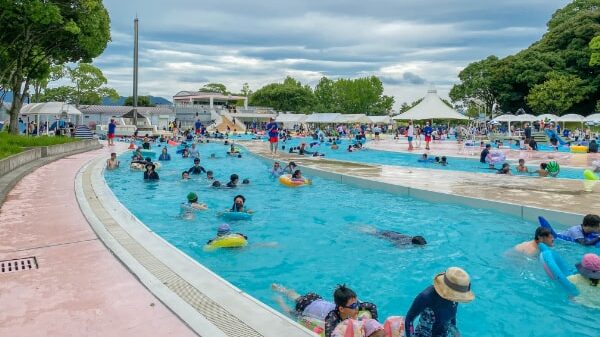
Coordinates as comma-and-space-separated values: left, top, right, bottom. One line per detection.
95, 0, 570, 110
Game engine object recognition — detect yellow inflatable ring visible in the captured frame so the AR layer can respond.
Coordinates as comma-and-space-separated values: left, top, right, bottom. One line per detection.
279, 174, 310, 187
583, 169, 599, 180
204, 234, 247, 250
571, 145, 588, 153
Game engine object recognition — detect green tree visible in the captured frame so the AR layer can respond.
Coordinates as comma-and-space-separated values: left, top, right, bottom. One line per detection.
333, 76, 393, 115
41, 63, 118, 105
199, 83, 228, 95
31, 65, 65, 102
124, 95, 155, 107
449, 56, 500, 115
314, 77, 337, 112
0, 0, 111, 134
250, 76, 316, 112
526, 72, 587, 114
590, 35, 600, 67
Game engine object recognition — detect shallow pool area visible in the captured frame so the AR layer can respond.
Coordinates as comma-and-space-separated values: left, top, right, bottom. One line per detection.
271, 137, 586, 180
104, 142, 598, 337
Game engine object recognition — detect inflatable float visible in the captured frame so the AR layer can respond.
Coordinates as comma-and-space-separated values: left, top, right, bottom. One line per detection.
570, 145, 588, 153
538, 216, 600, 247
279, 174, 310, 187
219, 211, 253, 221
539, 243, 579, 296
583, 169, 599, 180
204, 233, 247, 250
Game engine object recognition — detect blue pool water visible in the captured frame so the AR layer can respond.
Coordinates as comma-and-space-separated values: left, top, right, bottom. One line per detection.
271, 137, 586, 180
105, 143, 598, 337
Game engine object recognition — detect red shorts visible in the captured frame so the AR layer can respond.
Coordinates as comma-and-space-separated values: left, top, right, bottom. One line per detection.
108, 133, 115, 139
424, 135, 431, 142
195, 129, 200, 134
269, 137, 279, 143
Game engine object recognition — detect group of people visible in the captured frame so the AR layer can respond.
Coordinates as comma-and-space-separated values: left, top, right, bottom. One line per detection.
479, 144, 560, 177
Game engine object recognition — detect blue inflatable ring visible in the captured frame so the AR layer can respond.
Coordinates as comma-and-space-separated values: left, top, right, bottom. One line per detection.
538, 243, 579, 296
219, 211, 253, 221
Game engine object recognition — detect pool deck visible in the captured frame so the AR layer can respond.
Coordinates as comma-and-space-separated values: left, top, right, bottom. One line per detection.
242, 141, 600, 222
364, 138, 600, 169
0, 143, 198, 337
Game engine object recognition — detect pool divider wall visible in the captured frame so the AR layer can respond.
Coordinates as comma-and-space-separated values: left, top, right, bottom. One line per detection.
247, 150, 584, 227
75, 154, 316, 337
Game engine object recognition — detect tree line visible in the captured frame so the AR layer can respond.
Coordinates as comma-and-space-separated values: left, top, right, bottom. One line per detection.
450, 0, 600, 117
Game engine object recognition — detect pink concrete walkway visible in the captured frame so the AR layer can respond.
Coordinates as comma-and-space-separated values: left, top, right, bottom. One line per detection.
0, 144, 197, 337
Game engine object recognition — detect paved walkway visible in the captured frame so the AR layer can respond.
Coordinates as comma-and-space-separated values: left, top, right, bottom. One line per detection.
242, 141, 600, 217
364, 138, 600, 169
0, 144, 197, 337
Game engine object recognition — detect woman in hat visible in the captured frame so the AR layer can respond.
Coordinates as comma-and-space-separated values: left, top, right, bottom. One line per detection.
405, 267, 474, 337
143, 163, 159, 180
567, 253, 600, 308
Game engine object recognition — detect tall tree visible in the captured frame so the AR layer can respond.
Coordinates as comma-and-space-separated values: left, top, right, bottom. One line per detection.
0, 0, 111, 133
41, 63, 118, 105
199, 83, 228, 95
250, 76, 316, 112
314, 77, 337, 112
526, 72, 587, 114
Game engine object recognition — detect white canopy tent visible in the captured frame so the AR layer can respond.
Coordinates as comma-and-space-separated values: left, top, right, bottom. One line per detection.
334, 114, 371, 124
275, 113, 307, 128
305, 113, 342, 124
491, 114, 537, 137
585, 113, 600, 122
20, 102, 82, 135
368, 116, 393, 124
392, 89, 468, 121
537, 114, 560, 121
557, 114, 585, 122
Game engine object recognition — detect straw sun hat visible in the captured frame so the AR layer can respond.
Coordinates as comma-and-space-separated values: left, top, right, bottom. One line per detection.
433, 267, 475, 303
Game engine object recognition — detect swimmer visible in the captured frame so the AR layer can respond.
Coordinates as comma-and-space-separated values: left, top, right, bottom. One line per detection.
440, 156, 448, 166
211, 180, 222, 188
514, 226, 554, 256
242, 178, 250, 185
188, 158, 206, 175
536, 163, 549, 177
106, 152, 120, 170
331, 143, 339, 150
291, 169, 305, 182
360, 226, 426, 247
270, 161, 283, 177
189, 143, 200, 158
210, 153, 217, 159
181, 171, 190, 180
283, 161, 297, 174
206, 170, 214, 181
271, 283, 378, 337
558, 214, 600, 246
206, 223, 247, 245
183, 192, 207, 210
418, 153, 431, 162
347, 145, 354, 152
226, 174, 239, 188
516, 159, 528, 173
231, 194, 253, 213
132, 148, 143, 161
567, 253, 600, 308
158, 147, 171, 161
497, 163, 511, 175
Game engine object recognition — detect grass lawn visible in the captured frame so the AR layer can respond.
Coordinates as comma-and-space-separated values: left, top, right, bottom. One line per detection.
0, 132, 79, 160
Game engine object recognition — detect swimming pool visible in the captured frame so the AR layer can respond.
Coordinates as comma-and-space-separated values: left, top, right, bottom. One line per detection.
271, 137, 586, 180
105, 143, 597, 337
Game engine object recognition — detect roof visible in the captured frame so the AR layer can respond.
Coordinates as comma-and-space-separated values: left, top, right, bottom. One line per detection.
228, 113, 275, 119
368, 116, 392, 124
392, 89, 468, 120
173, 91, 247, 101
275, 114, 307, 123
557, 113, 585, 122
335, 114, 371, 123
305, 113, 342, 123
78, 105, 173, 115
20, 102, 82, 115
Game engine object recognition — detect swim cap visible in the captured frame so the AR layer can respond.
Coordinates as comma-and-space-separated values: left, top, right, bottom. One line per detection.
187, 192, 198, 202
217, 223, 231, 236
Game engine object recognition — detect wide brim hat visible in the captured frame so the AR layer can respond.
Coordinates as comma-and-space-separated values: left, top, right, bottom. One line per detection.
433, 267, 475, 303
576, 253, 600, 280
145, 163, 156, 170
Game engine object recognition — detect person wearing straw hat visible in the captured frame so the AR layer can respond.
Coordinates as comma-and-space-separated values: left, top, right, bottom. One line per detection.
566, 254, 600, 308
405, 267, 474, 337
143, 163, 159, 181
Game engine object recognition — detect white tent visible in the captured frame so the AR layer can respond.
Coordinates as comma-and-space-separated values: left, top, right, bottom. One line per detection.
305, 113, 342, 124
491, 114, 537, 137
368, 116, 393, 124
20, 102, 81, 135
335, 114, 371, 124
537, 114, 560, 121
275, 113, 307, 128
392, 89, 468, 120
557, 114, 585, 122
585, 113, 600, 122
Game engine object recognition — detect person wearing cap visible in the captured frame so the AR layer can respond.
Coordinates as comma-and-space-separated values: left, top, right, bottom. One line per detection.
266, 117, 279, 155
567, 253, 600, 308
206, 223, 247, 245
405, 267, 474, 337
143, 163, 159, 180
183, 192, 207, 210
514, 226, 554, 256
188, 158, 206, 175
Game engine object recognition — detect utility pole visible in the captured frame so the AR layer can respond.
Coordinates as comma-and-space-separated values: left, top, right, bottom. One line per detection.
133, 16, 139, 126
